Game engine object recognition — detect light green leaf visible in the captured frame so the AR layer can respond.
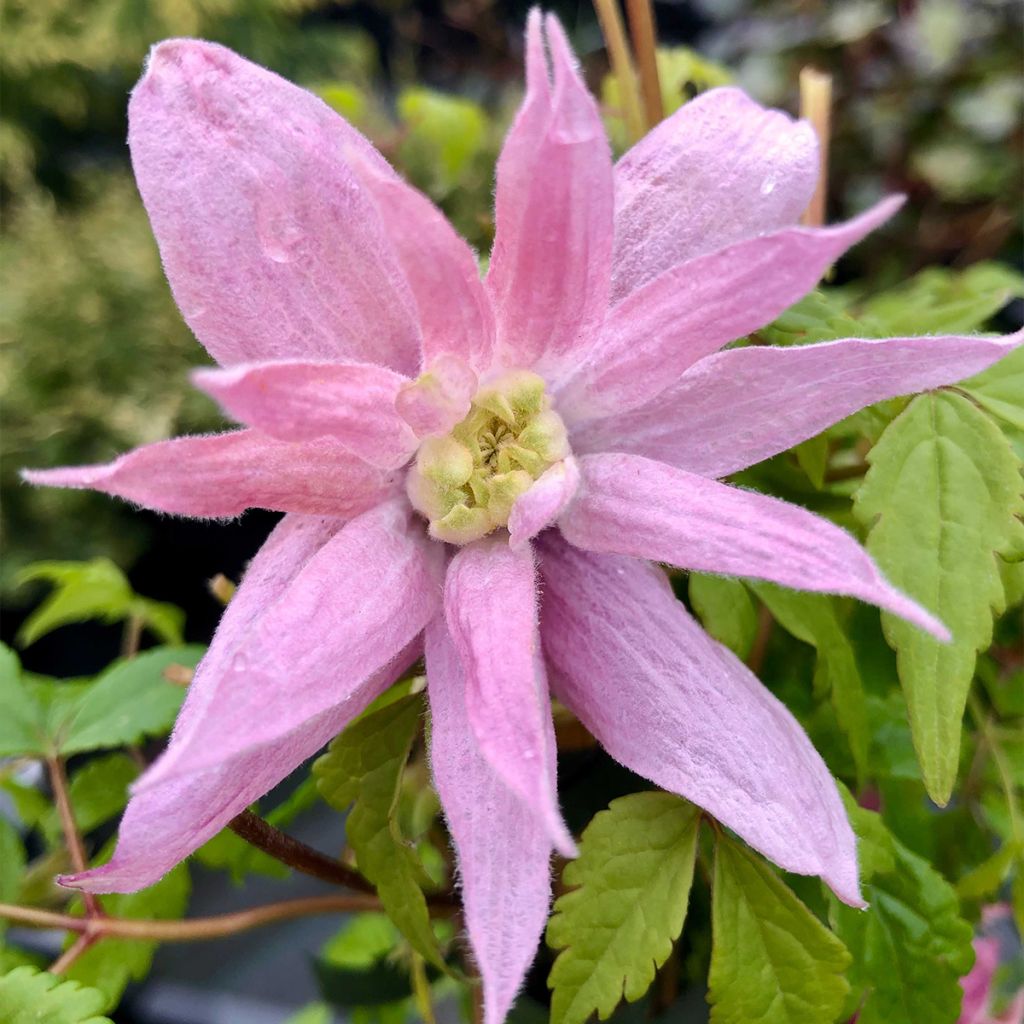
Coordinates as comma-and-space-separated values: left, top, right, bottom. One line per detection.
794, 434, 829, 489
0, 966, 112, 1024
854, 391, 1024, 803
323, 913, 401, 969
314, 695, 443, 970
42, 754, 139, 845
0, 817, 26, 943
60, 645, 203, 755
0, 644, 46, 756
955, 840, 1021, 901
831, 807, 974, 1024
759, 288, 862, 346
752, 584, 870, 780
546, 792, 700, 1024
961, 343, 1024, 431
708, 835, 851, 1024
132, 598, 185, 646
860, 262, 1024, 335
688, 575, 758, 659
285, 1005, 333, 1024
397, 88, 486, 194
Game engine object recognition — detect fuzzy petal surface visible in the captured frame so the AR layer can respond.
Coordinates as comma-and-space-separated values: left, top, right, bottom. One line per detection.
444, 539, 574, 855
558, 197, 903, 421
426, 618, 553, 1024
508, 456, 581, 549
486, 13, 614, 381
193, 360, 417, 468
23, 430, 399, 519
612, 87, 818, 301
538, 535, 862, 906
573, 331, 1023, 476
395, 354, 478, 439
130, 40, 421, 372
561, 453, 948, 638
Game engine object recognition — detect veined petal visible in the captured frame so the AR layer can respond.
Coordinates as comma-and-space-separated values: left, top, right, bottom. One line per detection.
612, 87, 818, 301
508, 456, 581, 549
557, 197, 903, 422
426, 618, 553, 1024
486, 12, 614, 381
130, 40, 421, 372
444, 539, 574, 855
573, 331, 1023, 476
22, 430, 399, 519
538, 535, 862, 906
561, 453, 949, 638
192, 360, 418, 468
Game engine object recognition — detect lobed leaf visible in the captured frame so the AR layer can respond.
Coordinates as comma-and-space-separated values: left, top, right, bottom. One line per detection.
546, 792, 701, 1024
0, 644, 46, 756
0, 966, 111, 1024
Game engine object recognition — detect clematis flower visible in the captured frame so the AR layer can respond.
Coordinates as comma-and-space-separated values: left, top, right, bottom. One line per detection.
24, 11, 1021, 1020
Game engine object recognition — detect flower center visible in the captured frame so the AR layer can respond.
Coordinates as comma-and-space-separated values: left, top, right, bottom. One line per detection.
406, 370, 570, 545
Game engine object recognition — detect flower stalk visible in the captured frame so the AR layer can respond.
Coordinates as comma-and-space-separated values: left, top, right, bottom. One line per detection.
592, 0, 645, 142
799, 66, 833, 227
625, 0, 664, 129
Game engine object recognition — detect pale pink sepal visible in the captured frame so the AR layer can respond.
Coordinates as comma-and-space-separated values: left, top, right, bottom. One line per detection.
22, 430, 400, 519
395, 354, 478, 438
538, 535, 863, 907
573, 331, 1023, 477
558, 196, 905, 422
426, 618, 554, 1024
507, 456, 581, 549
485, 12, 614, 382
192, 360, 418, 469
129, 40, 421, 373
561, 453, 949, 639
612, 87, 818, 301
444, 539, 575, 856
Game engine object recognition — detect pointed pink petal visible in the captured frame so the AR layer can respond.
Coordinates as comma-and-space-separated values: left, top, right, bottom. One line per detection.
538, 535, 862, 906
395, 354, 478, 438
573, 331, 1023, 476
62, 504, 442, 893
444, 539, 574, 855
508, 456, 581, 549
486, 13, 614, 380
561, 453, 949, 639
22, 430, 399, 519
426, 618, 553, 1024
130, 40, 421, 372
557, 197, 903, 421
612, 87, 818, 301
192, 360, 417, 468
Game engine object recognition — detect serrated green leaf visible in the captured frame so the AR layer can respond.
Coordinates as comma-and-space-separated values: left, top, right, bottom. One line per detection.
546, 792, 700, 1024
752, 584, 870, 780
708, 834, 851, 1024
830, 823, 974, 1024
854, 392, 1024, 803
0, 644, 46, 756
314, 695, 443, 970
962, 343, 1024, 431
688, 575, 758, 659
759, 288, 862, 347
0, 966, 112, 1023
59, 645, 203, 755
42, 754, 139, 845
0, 817, 26, 943
860, 263, 1024, 335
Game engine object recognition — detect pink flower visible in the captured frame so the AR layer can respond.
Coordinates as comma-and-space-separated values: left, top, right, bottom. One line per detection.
25, 12, 1019, 1019
960, 933, 1024, 1024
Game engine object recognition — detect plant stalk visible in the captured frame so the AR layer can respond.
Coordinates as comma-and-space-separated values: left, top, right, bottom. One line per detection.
625, 0, 664, 129
592, 0, 645, 143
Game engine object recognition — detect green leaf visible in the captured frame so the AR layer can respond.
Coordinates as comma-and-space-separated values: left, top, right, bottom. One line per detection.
397, 88, 487, 195
59, 645, 203, 755
0, 644, 47, 756
42, 754, 139, 845
314, 694, 444, 970
961, 343, 1024, 431
854, 392, 1024, 803
860, 262, 1024, 335
64, 860, 190, 1012
955, 840, 1021, 901
708, 835, 851, 1024
284, 1005, 333, 1024
759, 288, 863, 346
688, 575, 758, 659
0, 966, 112, 1024
830, 808, 974, 1024
751, 584, 870, 780
0, 817, 26, 943
546, 792, 700, 1024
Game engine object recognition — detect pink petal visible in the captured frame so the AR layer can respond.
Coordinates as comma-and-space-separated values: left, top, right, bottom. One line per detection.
444, 539, 574, 856
507, 456, 581, 549
395, 354, 479, 438
537, 534, 862, 906
192, 360, 418, 468
560, 453, 949, 639
130, 40, 421, 372
573, 331, 1023, 477
63, 505, 439, 892
612, 87, 818, 302
426, 618, 553, 1024
557, 197, 904, 422
485, 12, 614, 381
22, 430, 399, 519
960, 937, 1000, 1024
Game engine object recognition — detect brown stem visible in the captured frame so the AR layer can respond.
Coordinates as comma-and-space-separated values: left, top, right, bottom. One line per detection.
47, 757, 101, 919
592, 0, 645, 143
746, 605, 774, 675
120, 613, 144, 660
48, 933, 95, 975
625, 0, 664, 129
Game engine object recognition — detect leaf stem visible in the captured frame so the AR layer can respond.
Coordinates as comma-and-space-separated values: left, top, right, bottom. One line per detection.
120, 612, 144, 660
799, 66, 833, 227
592, 0, 645, 144
967, 692, 1023, 842
747, 604, 775, 674
625, 0, 664, 129
47, 932, 96, 975
46, 756, 102, 921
